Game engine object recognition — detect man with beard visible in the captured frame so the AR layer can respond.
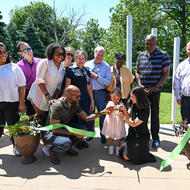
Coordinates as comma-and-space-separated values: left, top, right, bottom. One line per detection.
46, 85, 107, 164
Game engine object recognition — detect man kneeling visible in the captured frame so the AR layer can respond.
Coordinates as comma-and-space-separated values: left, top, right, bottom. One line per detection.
46, 85, 106, 164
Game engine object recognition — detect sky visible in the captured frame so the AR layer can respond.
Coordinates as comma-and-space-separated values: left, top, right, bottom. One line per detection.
0, 0, 120, 29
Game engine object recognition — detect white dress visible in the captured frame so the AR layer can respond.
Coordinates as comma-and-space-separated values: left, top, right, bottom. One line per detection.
102, 101, 126, 140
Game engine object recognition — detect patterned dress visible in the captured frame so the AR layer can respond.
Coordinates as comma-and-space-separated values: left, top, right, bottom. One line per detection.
102, 101, 126, 139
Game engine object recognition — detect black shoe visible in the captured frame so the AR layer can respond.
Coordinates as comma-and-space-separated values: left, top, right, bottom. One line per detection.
100, 136, 106, 144
81, 140, 89, 148
49, 148, 60, 165
86, 137, 93, 141
66, 148, 78, 156
75, 141, 83, 149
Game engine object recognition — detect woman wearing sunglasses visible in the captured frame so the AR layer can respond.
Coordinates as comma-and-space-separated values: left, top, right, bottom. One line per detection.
65, 50, 94, 149
0, 42, 26, 155
17, 42, 41, 121
28, 43, 66, 156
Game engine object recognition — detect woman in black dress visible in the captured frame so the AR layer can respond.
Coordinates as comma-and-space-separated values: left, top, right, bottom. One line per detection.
118, 86, 156, 164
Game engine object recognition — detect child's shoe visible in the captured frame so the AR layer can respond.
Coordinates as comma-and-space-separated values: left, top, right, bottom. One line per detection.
108, 146, 114, 155
116, 146, 120, 156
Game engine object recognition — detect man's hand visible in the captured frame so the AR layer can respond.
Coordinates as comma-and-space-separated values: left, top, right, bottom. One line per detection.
177, 99, 182, 106
144, 87, 157, 95
91, 72, 99, 79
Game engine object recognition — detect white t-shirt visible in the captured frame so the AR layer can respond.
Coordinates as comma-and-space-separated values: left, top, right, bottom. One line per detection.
0, 63, 26, 102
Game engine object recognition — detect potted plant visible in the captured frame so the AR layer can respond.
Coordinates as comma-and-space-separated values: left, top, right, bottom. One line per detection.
5, 119, 41, 164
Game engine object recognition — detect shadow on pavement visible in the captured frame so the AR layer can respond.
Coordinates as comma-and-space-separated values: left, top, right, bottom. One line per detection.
0, 137, 11, 148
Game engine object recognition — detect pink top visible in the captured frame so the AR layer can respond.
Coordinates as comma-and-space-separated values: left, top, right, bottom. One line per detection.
28, 59, 65, 111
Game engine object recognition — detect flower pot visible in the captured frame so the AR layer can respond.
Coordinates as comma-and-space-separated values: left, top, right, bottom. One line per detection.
14, 133, 40, 164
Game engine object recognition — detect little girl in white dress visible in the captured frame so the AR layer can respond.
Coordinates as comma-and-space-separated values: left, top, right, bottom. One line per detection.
102, 88, 126, 156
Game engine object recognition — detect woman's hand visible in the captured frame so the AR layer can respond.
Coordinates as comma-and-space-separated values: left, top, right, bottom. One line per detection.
90, 100, 95, 111
118, 111, 125, 120
18, 101, 26, 114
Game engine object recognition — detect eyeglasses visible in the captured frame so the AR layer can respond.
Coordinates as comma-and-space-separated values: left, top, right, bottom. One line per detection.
66, 53, 74, 57
20, 47, 32, 53
0, 51, 8, 55
71, 94, 80, 99
54, 52, 64, 57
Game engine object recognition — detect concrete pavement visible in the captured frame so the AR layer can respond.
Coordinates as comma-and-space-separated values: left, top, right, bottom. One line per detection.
0, 125, 190, 190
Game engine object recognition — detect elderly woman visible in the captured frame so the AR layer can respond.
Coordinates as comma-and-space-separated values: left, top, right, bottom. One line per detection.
65, 50, 94, 148
28, 43, 66, 156
0, 42, 26, 155
118, 86, 156, 164
107, 52, 134, 106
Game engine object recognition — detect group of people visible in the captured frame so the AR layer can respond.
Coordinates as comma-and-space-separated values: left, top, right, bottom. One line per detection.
1, 33, 189, 166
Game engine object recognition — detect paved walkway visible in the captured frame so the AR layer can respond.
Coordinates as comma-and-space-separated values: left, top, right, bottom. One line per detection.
0, 125, 190, 190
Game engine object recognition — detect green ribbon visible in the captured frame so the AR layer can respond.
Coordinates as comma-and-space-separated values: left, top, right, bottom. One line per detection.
159, 129, 190, 172
37, 123, 96, 137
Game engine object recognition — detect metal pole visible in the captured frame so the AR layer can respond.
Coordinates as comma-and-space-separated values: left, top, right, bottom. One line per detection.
126, 15, 132, 71
171, 37, 180, 124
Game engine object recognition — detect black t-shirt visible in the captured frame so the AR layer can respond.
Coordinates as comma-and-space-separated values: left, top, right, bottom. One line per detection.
127, 104, 150, 139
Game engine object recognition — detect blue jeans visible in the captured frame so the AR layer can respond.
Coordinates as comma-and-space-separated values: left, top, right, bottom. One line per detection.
93, 90, 107, 137
48, 122, 87, 153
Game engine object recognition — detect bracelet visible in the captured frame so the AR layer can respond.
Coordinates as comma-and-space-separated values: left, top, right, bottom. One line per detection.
45, 92, 52, 99
91, 100, 94, 103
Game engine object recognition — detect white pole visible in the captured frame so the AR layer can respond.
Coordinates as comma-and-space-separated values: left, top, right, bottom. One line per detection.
126, 15, 132, 71
151, 28, 157, 37
171, 37, 180, 124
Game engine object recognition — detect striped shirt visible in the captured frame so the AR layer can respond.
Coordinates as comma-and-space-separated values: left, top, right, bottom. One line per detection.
174, 58, 190, 100
136, 48, 171, 89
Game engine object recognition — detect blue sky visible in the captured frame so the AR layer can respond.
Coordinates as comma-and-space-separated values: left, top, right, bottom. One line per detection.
0, 0, 119, 29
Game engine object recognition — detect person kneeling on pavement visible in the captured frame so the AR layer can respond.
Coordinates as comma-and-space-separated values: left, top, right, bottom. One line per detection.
44, 85, 107, 165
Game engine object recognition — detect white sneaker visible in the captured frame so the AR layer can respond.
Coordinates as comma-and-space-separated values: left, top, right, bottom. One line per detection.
42, 145, 51, 157
13, 146, 21, 156
108, 146, 114, 155
116, 146, 120, 156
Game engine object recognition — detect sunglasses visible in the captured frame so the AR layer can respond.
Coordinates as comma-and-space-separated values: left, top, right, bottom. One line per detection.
20, 47, 32, 53
71, 94, 80, 99
54, 51, 64, 57
66, 53, 74, 57
0, 51, 8, 55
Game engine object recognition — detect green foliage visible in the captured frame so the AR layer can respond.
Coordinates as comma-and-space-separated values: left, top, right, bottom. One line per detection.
159, 92, 181, 124
81, 18, 106, 60
6, 21, 26, 62
23, 18, 45, 58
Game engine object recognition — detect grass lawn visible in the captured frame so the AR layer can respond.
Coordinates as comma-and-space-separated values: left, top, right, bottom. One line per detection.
160, 92, 182, 124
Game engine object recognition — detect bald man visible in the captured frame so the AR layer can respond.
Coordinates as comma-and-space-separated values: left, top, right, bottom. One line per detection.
47, 85, 107, 164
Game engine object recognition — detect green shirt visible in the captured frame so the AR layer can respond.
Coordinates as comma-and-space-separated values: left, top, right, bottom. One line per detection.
48, 98, 82, 124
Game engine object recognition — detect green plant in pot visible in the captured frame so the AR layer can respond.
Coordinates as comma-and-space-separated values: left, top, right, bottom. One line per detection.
5, 119, 41, 164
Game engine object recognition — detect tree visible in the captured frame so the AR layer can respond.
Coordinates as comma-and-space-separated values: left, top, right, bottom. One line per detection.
6, 21, 26, 62
23, 18, 44, 58
81, 18, 106, 60
10, 1, 85, 47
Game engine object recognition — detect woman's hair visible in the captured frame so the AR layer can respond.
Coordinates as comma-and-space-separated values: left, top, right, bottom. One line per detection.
74, 49, 87, 61
115, 52, 126, 60
0, 42, 11, 64
45, 43, 66, 60
111, 87, 122, 97
65, 46, 74, 53
131, 86, 150, 109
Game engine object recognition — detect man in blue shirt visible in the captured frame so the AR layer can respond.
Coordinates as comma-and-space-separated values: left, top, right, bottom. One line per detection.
136, 34, 170, 149
85, 46, 111, 143
174, 41, 190, 123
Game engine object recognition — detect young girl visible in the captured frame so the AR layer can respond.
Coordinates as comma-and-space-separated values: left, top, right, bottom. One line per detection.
102, 87, 126, 156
